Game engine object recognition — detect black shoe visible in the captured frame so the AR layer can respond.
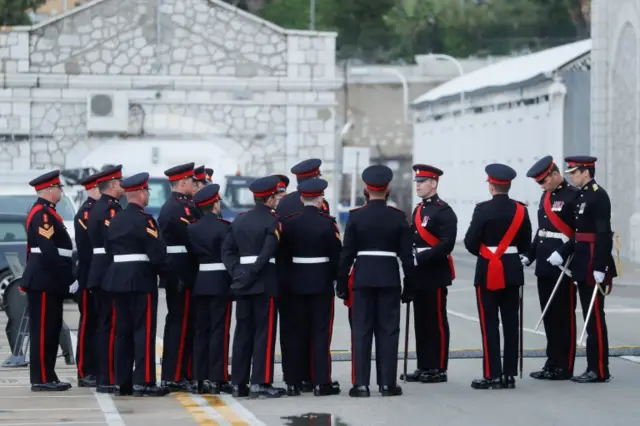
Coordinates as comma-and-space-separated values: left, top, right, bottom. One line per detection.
114, 384, 133, 396
161, 380, 191, 392
96, 385, 116, 393
314, 383, 340, 396
77, 375, 97, 388
195, 380, 211, 394
31, 382, 71, 392
570, 370, 611, 383
380, 384, 403, 396
249, 384, 286, 399
348, 385, 370, 397
419, 369, 447, 383
399, 369, 425, 382
502, 376, 516, 389
547, 368, 573, 381
216, 381, 233, 394
286, 384, 301, 396
133, 384, 169, 397
232, 384, 249, 397
470, 378, 503, 390
529, 366, 551, 380
300, 381, 314, 393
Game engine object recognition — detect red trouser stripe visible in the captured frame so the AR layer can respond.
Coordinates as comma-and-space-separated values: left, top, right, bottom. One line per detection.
174, 290, 191, 381
265, 297, 275, 383
145, 293, 152, 383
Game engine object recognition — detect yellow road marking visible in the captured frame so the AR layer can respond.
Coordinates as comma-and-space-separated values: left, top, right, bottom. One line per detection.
202, 395, 250, 425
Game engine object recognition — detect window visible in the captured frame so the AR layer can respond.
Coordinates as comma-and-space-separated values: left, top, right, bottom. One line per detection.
0, 220, 27, 242
225, 185, 254, 209
0, 195, 75, 220
147, 181, 171, 209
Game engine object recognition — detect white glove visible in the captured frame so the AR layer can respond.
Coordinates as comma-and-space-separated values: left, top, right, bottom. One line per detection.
593, 271, 605, 283
520, 255, 530, 266
69, 281, 79, 294
546, 251, 563, 266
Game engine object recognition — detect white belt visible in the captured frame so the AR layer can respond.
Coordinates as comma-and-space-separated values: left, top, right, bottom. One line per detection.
240, 256, 276, 264
485, 246, 518, 254
93, 247, 106, 254
538, 230, 569, 243
356, 251, 397, 257
199, 263, 226, 271
292, 257, 330, 264
167, 245, 187, 254
415, 247, 431, 253
30, 247, 73, 257
113, 254, 149, 262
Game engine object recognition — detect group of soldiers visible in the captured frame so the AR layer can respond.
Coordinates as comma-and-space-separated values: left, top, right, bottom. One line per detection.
19, 153, 615, 398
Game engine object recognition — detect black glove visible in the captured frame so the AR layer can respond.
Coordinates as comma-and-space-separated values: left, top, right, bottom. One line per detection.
230, 269, 257, 290
336, 289, 348, 301
401, 276, 415, 304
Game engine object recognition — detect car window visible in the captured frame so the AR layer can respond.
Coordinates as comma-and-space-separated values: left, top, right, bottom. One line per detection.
0, 220, 26, 242
0, 194, 75, 220
148, 181, 171, 209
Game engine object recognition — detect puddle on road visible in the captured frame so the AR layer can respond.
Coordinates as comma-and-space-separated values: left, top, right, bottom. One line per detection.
281, 412, 349, 425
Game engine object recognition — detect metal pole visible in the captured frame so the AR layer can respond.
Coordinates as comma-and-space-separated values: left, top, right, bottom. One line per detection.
309, 0, 316, 30
427, 54, 465, 106
381, 69, 409, 123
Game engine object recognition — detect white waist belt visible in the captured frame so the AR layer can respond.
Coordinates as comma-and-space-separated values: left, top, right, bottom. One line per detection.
113, 254, 149, 262
199, 263, 226, 271
538, 230, 569, 243
415, 247, 431, 253
357, 251, 397, 257
93, 247, 106, 254
485, 246, 518, 254
167, 245, 187, 254
30, 247, 73, 257
240, 256, 275, 264
292, 257, 330, 264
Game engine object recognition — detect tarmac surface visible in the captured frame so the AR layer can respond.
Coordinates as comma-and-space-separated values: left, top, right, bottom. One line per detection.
1, 244, 640, 426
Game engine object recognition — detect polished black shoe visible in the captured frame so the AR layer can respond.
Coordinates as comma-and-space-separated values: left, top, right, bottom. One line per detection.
232, 384, 249, 397
529, 366, 552, 380
547, 368, 573, 381
380, 384, 403, 396
249, 384, 286, 399
470, 377, 503, 390
216, 381, 233, 394
348, 385, 370, 397
399, 369, 425, 382
77, 375, 97, 388
133, 384, 169, 397
161, 380, 191, 392
114, 384, 133, 396
314, 383, 340, 396
31, 382, 71, 392
300, 381, 314, 393
419, 369, 447, 383
286, 384, 301, 396
502, 376, 516, 389
195, 380, 211, 394
570, 370, 611, 383
96, 385, 116, 393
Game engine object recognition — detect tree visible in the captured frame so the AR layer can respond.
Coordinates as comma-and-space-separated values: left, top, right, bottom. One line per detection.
0, 0, 46, 26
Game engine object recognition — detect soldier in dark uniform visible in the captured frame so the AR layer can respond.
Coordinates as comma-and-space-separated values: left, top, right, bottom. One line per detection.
205, 168, 214, 182
190, 166, 209, 219
187, 184, 234, 395
464, 164, 532, 390
277, 159, 330, 216
336, 165, 414, 397
279, 178, 341, 397
222, 175, 286, 399
159, 163, 199, 391
23, 170, 76, 392
87, 165, 124, 393
105, 172, 170, 397
73, 172, 101, 387
523, 156, 579, 380
273, 174, 289, 207
402, 164, 457, 384
549, 156, 616, 383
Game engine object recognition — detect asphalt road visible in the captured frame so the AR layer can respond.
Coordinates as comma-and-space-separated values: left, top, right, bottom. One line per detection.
1, 245, 640, 426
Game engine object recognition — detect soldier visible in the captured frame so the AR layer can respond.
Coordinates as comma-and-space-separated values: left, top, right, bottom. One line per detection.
273, 174, 290, 207
190, 165, 209, 219
22, 170, 76, 392
205, 168, 214, 182
221, 175, 286, 398
106, 172, 170, 397
548, 156, 616, 383
187, 184, 234, 395
402, 164, 457, 384
159, 163, 199, 391
523, 156, 579, 380
73, 172, 101, 387
464, 163, 532, 390
87, 165, 124, 393
279, 178, 341, 397
336, 164, 414, 397
277, 159, 330, 217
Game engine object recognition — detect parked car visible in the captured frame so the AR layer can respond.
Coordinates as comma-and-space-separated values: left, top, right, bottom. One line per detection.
0, 213, 28, 308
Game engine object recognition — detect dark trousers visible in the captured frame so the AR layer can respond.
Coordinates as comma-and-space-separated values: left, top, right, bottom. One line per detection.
94, 288, 116, 386
413, 287, 450, 371
577, 281, 609, 378
537, 275, 577, 372
347, 307, 382, 385
27, 291, 63, 384
279, 291, 310, 384
113, 292, 158, 386
289, 293, 334, 385
75, 289, 98, 378
231, 294, 278, 385
193, 296, 232, 382
351, 287, 401, 387
475, 285, 520, 378
161, 288, 193, 382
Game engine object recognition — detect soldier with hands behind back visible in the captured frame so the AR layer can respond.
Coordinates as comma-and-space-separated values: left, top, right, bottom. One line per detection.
524, 156, 579, 380
23, 170, 76, 392
464, 164, 531, 390
402, 164, 457, 384
336, 165, 414, 398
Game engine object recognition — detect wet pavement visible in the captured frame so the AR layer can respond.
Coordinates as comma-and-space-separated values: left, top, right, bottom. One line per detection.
0, 244, 639, 425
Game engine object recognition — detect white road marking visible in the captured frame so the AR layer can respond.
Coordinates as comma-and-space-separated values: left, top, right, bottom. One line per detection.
0, 423, 106, 426
0, 395, 95, 399
0, 407, 100, 412
219, 394, 267, 426
447, 309, 547, 337
621, 356, 640, 364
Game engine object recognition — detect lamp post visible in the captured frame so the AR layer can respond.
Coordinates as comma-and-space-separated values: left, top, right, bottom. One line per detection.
349, 67, 410, 123
423, 53, 465, 106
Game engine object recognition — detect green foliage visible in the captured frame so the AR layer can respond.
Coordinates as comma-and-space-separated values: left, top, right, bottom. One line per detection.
0, 0, 45, 26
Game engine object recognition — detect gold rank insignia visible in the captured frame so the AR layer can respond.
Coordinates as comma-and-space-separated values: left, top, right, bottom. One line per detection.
104, 219, 110, 227
146, 227, 158, 238
77, 218, 87, 230
180, 217, 190, 224
593, 183, 599, 191
39, 224, 54, 239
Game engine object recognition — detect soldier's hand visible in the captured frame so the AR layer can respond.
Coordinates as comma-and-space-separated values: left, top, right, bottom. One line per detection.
401, 285, 414, 304
520, 255, 530, 267
546, 251, 563, 266
335, 288, 348, 300
69, 281, 79, 294
593, 270, 605, 283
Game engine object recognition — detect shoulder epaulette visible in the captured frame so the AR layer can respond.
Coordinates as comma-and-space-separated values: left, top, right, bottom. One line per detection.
349, 205, 365, 213
217, 217, 231, 224
282, 212, 301, 220
514, 200, 528, 207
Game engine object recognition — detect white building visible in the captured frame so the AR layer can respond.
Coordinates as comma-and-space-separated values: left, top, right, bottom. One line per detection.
0, 0, 340, 201
411, 40, 591, 238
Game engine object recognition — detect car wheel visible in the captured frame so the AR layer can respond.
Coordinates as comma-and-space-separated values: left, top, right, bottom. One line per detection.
0, 269, 15, 311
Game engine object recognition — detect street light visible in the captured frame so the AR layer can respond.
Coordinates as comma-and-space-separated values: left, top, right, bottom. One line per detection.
421, 53, 465, 106
349, 67, 410, 123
